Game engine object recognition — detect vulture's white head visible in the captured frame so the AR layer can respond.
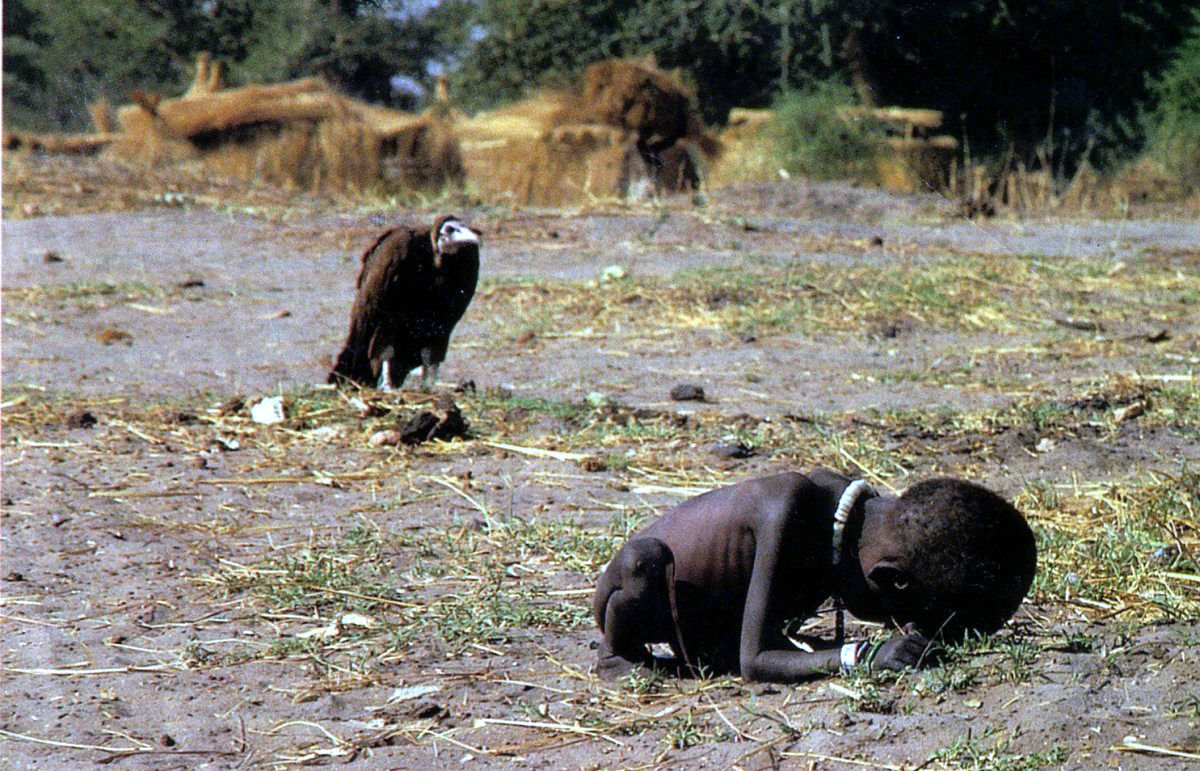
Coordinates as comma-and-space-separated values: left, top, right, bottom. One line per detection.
433, 217, 480, 268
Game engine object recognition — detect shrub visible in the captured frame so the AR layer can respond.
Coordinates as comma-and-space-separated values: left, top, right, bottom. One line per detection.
1144, 11, 1200, 188
768, 82, 883, 182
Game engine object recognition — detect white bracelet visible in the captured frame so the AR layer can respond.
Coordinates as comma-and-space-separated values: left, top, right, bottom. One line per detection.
840, 642, 860, 670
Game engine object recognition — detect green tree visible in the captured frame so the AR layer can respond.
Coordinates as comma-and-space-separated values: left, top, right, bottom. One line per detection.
5, 0, 190, 130
1144, 11, 1200, 186
3, 0, 461, 131
449, 0, 1200, 167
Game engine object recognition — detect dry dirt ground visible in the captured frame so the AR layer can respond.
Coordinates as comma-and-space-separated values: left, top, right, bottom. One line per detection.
3, 154, 1200, 769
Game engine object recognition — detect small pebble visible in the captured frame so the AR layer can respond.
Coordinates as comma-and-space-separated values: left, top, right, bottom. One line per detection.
65, 410, 97, 429
712, 442, 755, 459
669, 383, 706, 402
369, 429, 404, 447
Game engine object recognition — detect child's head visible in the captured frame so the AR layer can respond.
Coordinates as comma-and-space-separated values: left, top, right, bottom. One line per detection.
861, 478, 1037, 639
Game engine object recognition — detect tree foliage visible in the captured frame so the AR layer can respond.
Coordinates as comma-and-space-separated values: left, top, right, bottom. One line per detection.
449, 0, 1200, 166
1144, 11, 1200, 185
2, 0, 458, 131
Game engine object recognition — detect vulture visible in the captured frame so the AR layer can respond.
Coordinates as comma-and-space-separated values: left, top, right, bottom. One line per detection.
328, 215, 480, 391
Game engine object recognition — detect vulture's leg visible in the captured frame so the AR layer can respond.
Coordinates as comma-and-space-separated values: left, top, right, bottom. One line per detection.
377, 360, 394, 392
419, 347, 438, 392
376, 346, 396, 392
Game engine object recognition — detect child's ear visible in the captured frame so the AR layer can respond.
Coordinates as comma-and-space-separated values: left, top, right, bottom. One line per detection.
868, 564, 911, 593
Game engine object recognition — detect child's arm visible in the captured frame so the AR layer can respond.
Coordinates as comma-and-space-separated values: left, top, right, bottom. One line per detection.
736, 480, 933, 682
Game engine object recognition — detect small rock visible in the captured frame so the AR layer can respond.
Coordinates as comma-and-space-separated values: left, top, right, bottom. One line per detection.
1149, 546, 1178, 565
454, 380, 477, 394
712, 442, 755, 459
249, 395, 285, 425
516, 329, 537, 345
869, 235, 884, 247
95, 327, 132, 346
874, 319, 911, 339
409, 700, 449, 720
215, 396, 245, 416
4, 571, 25, 582
400, 413, 440, 443
369, 429, 404, 447
191, 456, 209, 469
1035, 437, 1056, 453
177, 278, 205, 289
1145, 329, 1171, 343
581, 457, 607, 472
42, 250, 63, 263
1070, 393, 1109, 411
399, 403, 470, 444
65, 410, 98, 429
599, 265, 627, 283
159, 734, 175, 747
51, 514, 70, 527
173, 412, 198, 424
1114, 402, 1145, 423
669, 383, 706, 402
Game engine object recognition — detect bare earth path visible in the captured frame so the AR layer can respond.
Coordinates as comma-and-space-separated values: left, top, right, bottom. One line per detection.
3, 159, 1200, 768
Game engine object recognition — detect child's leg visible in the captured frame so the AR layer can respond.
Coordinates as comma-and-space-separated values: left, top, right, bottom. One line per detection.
593, 537, 677, 677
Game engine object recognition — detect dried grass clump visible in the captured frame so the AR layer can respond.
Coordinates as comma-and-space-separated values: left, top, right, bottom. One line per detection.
1110, 156, 1194, 204
459, 58, 720, 205
92, 56, 464, 195
706, 108, 779, 187
556, 57, 721, 159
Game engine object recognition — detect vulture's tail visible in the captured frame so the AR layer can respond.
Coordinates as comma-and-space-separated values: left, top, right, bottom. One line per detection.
327, 342, 374, 386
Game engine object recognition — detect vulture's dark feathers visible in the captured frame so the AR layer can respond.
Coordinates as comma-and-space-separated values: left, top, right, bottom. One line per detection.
328, 215, 480, 390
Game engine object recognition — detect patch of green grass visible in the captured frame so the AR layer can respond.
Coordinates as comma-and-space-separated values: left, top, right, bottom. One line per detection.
837, 668, 898, 714
929, 726, 1068, 770
472, 251, 1195, 342
1020, 466, 1200, 620
3, 279, 170, 303
200, 511, 644, 668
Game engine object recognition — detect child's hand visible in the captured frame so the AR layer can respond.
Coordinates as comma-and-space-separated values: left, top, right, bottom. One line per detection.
872, 626, 937, 670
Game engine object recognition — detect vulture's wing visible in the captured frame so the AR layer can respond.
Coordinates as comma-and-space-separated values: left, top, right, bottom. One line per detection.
329, 227, 419, 385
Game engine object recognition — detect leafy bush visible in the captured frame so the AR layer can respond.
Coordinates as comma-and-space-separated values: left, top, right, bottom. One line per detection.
1144, 11, 1200, 187
768, 82, 883, 182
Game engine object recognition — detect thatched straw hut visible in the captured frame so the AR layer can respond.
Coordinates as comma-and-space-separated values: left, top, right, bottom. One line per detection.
105, 67, 462, 194
458, 58, 720, 205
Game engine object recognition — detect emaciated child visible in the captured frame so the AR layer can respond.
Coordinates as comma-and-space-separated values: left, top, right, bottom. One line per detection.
593, 470, 1037, 680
